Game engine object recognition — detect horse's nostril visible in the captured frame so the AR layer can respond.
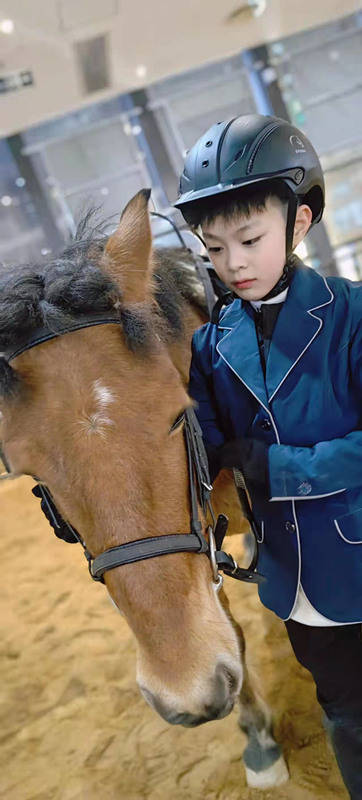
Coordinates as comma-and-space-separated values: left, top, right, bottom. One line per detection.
215, 662, 240, 698
221, 665, 239, 694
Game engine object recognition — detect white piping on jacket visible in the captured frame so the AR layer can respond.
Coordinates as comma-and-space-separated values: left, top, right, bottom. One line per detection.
334, 518, 362, 545
268, 277, 334, 403
284, 499, 302, 621
269, 488, 347, 502
216, 327, 281, 444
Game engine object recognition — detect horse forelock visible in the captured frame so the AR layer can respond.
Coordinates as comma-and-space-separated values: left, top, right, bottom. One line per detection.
0, 213, 205, 373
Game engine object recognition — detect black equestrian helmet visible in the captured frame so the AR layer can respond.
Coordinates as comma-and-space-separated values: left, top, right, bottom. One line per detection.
174, 114, 325, 230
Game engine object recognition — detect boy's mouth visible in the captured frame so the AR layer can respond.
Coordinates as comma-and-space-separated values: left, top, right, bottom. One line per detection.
232, 279, 256, 289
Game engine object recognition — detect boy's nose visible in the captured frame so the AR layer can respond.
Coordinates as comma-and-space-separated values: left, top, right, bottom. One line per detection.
228, 260, 248, 274
227, 249, 248, 273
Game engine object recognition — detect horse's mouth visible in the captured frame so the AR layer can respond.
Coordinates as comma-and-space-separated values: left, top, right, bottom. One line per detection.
139, 685, 236, 727
168, 698, 235, 727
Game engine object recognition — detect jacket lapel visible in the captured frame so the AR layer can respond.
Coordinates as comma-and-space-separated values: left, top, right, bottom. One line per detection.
216, 301, 269, 410
215, 265, 334, 409
266, 265, 334, 402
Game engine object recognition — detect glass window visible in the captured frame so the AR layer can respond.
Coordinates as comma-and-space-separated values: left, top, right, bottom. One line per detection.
65, 167, 150, 224
44, 121, 140, 191
0, 140, 48, 265
323, 148, 362, 248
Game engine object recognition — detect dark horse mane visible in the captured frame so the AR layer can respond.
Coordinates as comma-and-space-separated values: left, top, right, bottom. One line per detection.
0, 213, 207, 393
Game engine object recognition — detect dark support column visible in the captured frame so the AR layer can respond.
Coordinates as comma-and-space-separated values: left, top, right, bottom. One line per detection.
130, 89, 179, 205
7, 134, 64, 254
242, 46, 288, 118
242, 45, 338, 276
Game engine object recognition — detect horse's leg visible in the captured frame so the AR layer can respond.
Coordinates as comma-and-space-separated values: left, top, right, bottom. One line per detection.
219, 589, 289, 789
238, 660, 289, 788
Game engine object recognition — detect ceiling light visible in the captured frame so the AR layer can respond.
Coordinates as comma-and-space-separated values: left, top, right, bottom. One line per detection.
136, 65, 147, 79
0, 19, 14, 34
1, 195, 12, 206
226, 0, 266, 22
249, 0, 266, 18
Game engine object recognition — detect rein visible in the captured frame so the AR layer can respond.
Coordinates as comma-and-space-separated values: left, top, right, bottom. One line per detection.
3, 287, 265, 590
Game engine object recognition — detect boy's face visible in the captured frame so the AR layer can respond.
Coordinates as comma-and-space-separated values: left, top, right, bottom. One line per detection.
201, 196, 287, 302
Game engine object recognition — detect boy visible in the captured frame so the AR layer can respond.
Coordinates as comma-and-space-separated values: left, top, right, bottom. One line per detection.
174, 114, 362, 799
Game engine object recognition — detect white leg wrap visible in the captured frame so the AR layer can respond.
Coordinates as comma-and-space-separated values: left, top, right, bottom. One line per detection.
244, 754, 289, 789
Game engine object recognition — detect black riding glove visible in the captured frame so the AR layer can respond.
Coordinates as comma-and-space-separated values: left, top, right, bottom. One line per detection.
219, 438, 270, 490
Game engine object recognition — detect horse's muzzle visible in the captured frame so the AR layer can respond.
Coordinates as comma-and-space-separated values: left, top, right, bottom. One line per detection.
140, 661, 240, 727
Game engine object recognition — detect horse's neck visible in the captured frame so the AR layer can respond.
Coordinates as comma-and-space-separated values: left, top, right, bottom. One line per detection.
167, 304, 208, 386
169, 300, 248, 537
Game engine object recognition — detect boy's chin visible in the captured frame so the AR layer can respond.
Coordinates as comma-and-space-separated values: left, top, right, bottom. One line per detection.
233, 287, 267, 301
232, 282, 280, 301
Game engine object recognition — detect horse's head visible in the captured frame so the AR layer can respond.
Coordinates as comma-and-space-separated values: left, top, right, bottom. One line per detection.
0, 191, 242, 726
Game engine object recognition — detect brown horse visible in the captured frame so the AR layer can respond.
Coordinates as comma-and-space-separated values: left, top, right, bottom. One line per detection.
0, 190, 288, 789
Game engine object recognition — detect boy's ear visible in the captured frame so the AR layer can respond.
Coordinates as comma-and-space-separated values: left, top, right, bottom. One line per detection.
293, 204, 313, 249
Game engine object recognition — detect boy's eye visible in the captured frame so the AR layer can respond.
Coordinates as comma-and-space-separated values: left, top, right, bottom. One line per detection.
207, 246, 223, 254
243, 236, 261, 246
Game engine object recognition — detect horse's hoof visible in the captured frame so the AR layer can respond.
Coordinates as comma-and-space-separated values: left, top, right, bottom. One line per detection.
244, 754, 289, 789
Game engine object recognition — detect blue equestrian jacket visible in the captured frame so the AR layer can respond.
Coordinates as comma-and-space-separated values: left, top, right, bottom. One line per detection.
189, 261, 362, 621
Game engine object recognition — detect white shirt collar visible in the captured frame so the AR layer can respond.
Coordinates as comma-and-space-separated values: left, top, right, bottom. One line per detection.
250, 287, 289, 311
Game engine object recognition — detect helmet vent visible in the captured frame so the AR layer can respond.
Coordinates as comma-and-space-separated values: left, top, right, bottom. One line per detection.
202, 160, 209, 168
247, 123, 280, 174
233, 146, 246, 163
205, 141, 213, 148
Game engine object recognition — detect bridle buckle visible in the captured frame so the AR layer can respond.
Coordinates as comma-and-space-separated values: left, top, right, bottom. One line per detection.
207, 526, 220, 585
228, 554, 239, 575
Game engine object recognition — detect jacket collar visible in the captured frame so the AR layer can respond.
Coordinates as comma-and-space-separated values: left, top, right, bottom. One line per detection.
216, 263, 334, 408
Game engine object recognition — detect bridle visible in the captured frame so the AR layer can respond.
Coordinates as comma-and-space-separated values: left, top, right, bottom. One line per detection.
2, 313, 265, 591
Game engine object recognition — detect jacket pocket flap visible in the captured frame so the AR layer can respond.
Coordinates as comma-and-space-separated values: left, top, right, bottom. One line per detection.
334, 508, 362, 544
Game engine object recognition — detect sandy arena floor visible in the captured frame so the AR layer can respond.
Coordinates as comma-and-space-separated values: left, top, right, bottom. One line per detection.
1, 477, 348, 800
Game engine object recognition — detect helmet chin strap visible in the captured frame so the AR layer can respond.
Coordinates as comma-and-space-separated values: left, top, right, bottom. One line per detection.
259, 194, 298, 301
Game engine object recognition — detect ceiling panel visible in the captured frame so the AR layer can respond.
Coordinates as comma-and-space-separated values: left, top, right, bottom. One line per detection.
0, 0, 360, 136
58, 0, 118, 31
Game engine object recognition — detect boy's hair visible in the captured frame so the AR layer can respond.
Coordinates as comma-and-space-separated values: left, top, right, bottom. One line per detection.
183, 179, 295, 231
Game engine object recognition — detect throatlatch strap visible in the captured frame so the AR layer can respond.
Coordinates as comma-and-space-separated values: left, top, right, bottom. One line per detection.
32, 484, 81, 544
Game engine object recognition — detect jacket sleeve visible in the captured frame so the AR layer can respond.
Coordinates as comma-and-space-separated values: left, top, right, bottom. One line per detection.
189, 332, 225, 479
269, 286, 362, 500
268, 432, 362, 499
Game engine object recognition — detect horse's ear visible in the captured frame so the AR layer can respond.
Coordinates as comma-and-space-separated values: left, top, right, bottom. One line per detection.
102, 189, 153, 303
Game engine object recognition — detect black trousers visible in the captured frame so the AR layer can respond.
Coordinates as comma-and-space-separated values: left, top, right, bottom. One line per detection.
285, 620, 362, 800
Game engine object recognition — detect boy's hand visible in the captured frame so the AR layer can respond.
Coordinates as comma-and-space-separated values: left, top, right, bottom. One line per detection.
219, 438, 269, 488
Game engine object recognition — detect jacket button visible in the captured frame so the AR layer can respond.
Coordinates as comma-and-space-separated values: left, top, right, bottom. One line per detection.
260, 418, 272, 431
285, 521, 296, 532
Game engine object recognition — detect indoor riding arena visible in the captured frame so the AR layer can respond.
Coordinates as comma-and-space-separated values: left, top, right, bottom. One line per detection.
1, 2, 362, 799
1, 476, 347, 799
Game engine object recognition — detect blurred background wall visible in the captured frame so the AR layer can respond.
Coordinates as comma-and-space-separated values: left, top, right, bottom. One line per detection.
0, 2, 361, 278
